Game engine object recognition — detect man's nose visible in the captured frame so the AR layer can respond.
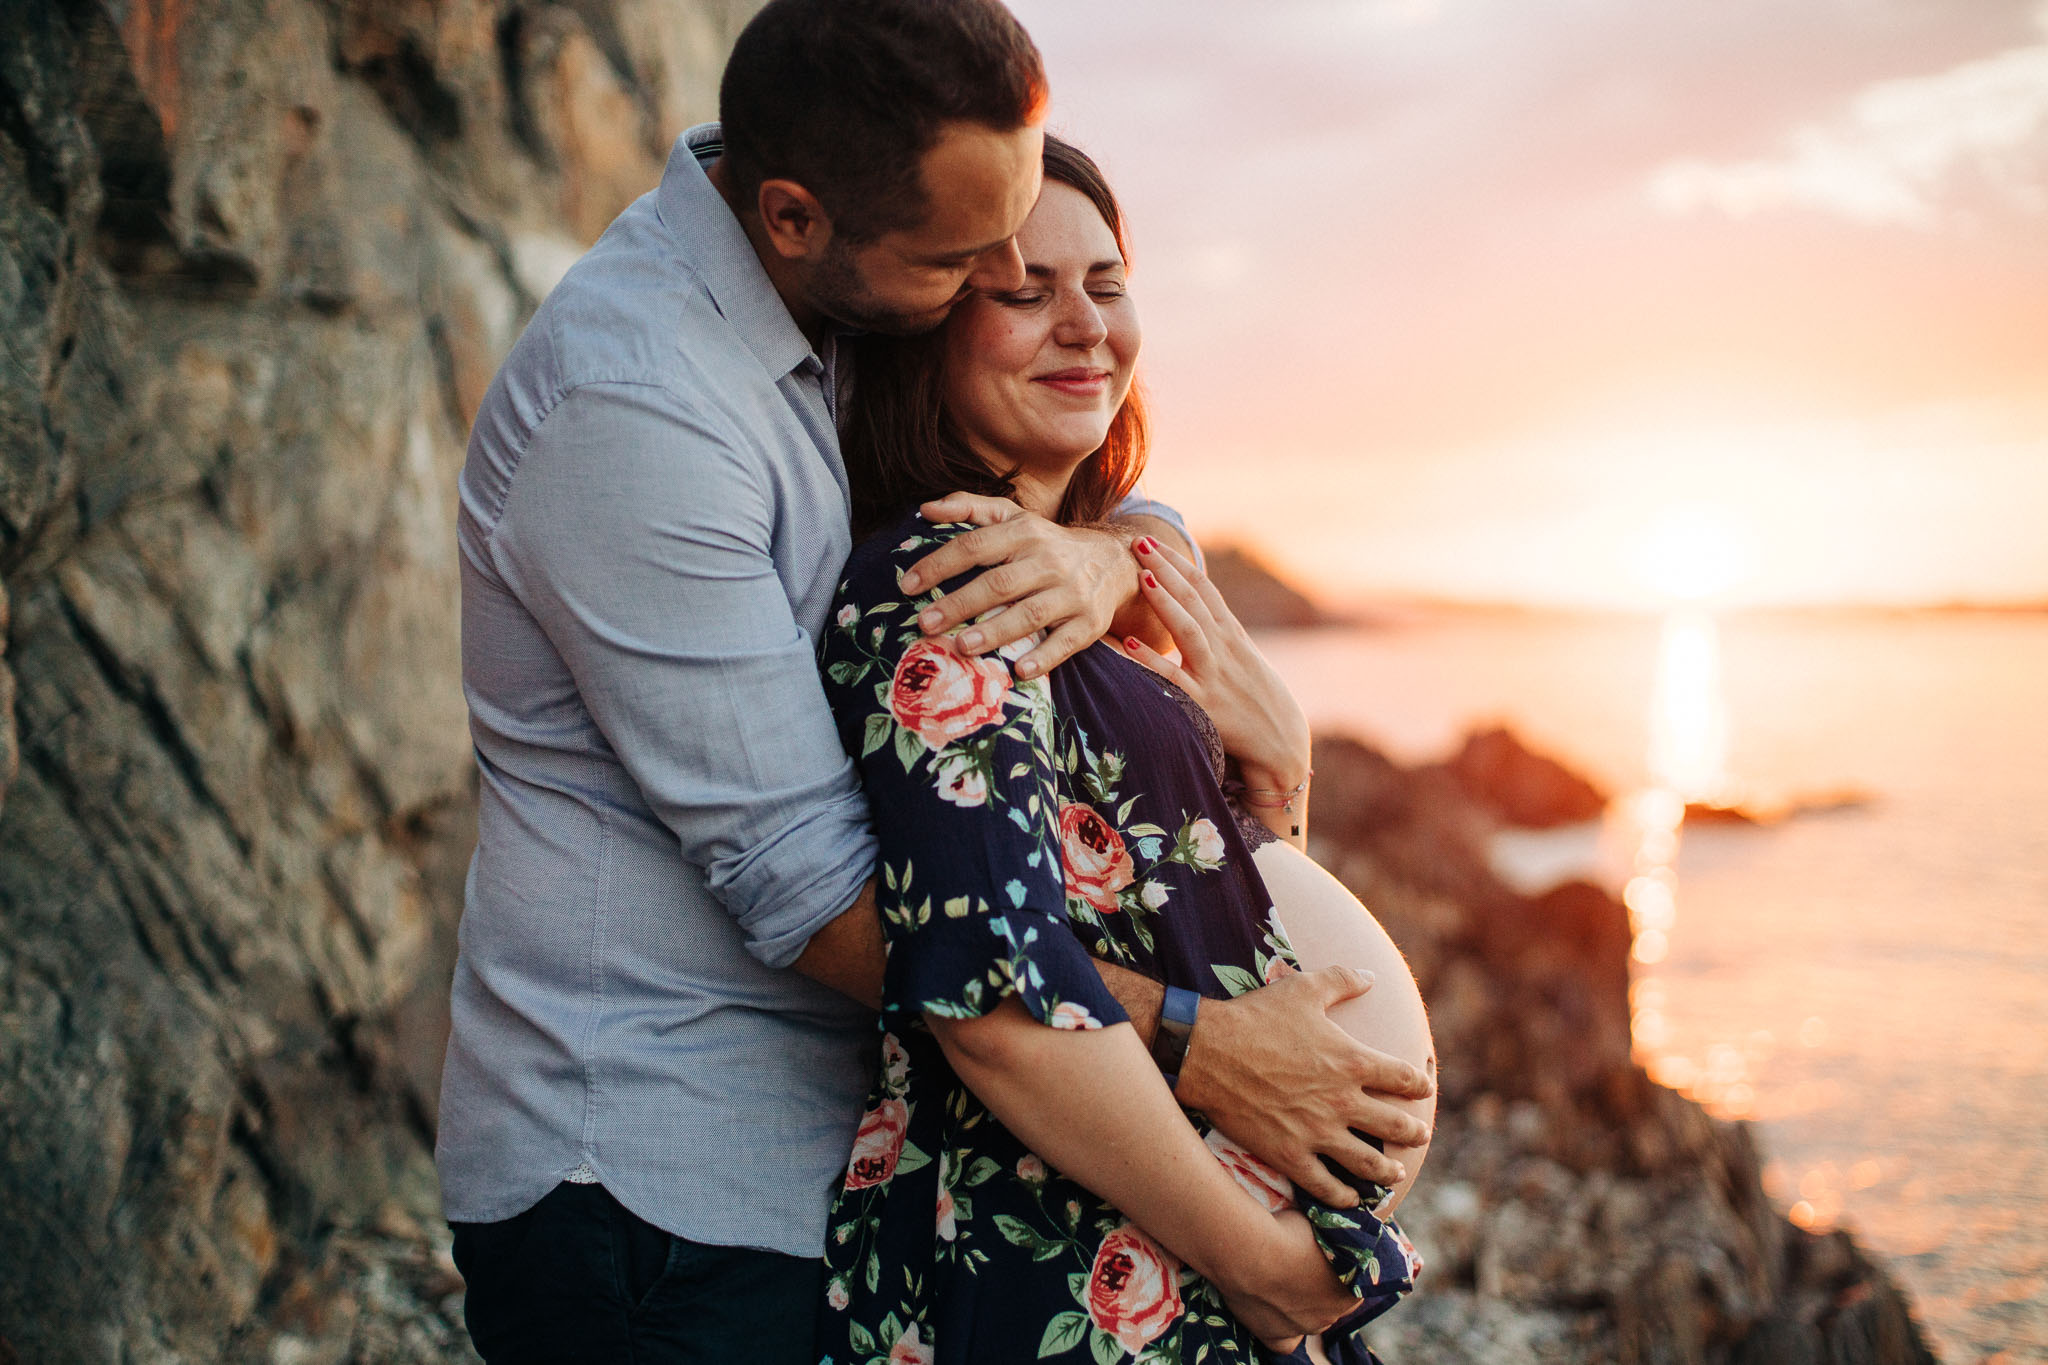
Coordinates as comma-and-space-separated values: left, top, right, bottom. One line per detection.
967, 238, 1026, 293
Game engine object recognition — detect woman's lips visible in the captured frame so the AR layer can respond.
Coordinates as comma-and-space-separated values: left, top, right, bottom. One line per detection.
1033, 368, 1111, 396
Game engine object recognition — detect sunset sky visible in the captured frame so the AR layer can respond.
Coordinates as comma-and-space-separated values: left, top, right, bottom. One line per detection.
1006, 0, 2048, 608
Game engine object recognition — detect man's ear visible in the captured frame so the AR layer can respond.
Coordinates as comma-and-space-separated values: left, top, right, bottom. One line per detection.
756, 179, 835, 261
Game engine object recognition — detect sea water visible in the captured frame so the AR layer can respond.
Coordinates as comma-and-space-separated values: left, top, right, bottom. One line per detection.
1261, 610, 2048, 1363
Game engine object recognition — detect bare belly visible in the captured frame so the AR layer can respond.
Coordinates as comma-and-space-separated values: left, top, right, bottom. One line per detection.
1250, 842, 1434, 1365
1250, 840, 1435, 1215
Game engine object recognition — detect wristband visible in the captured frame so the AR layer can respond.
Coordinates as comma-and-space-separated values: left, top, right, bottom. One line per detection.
1152, 985, 1201, 1090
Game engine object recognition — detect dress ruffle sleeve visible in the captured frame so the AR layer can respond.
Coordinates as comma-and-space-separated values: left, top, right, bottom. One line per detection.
820, 520, 1129, 1035
1297, 1195, 1424, 1362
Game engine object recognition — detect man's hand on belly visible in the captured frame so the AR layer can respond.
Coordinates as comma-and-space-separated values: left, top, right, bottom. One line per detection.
1173, 966, 1436, 1209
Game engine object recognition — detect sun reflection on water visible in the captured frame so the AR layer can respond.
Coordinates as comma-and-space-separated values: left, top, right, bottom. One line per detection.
1626, 608, 1789, 1145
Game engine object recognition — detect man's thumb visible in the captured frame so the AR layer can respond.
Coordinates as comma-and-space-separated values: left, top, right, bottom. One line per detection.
1313, 963, 1376, 1006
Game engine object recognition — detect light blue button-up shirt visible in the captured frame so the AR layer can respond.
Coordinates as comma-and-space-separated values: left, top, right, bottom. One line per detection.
437, 124, 1192, 1256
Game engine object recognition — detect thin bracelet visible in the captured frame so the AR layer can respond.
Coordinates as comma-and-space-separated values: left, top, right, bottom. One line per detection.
1233, 769, 1312, 810
1151, 985, 1201, 1091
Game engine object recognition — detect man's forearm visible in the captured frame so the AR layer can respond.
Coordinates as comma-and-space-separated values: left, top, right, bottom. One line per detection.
794, 882, 1169, 1035
790, 878, 885, 1010
1097, 957, 1165, 1049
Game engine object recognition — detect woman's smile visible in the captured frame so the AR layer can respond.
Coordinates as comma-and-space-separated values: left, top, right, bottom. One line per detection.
1033, 366, 1114, 397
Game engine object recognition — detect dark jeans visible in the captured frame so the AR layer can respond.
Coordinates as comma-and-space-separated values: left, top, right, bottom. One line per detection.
451, 1181, 825, 1364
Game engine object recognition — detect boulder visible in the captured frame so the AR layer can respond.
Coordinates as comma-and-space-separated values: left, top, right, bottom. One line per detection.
1445, 724, 1610, 828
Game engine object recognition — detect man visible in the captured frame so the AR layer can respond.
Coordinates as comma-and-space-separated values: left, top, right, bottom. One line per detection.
437, 1, 1432, 1359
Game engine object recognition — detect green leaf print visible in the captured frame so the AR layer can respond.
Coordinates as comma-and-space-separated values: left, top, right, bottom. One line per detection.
1212, 964, 1264, 998
1088, 1327, 1125, 1365
893, 723, 925, 772
862, 710, 893, 757
1039, 1311, 1090, 1358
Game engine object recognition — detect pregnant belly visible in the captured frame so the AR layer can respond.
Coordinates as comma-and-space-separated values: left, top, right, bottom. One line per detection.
1250, 840, 1435, 1217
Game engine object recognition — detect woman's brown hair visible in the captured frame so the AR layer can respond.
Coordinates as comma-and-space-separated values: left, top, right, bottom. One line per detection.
841, 134, 1149, 539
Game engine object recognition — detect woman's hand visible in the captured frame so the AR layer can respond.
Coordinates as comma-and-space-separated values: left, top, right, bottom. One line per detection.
1122, 538, 1312, 796
1217, 1209, 1358, 1353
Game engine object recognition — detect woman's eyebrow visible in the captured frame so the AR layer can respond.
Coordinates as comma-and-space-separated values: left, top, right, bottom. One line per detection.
1021, 259, 1126, 277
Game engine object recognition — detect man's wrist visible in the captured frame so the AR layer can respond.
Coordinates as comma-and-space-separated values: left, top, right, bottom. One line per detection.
1150, 985, 1201, 1088
1163, 994, 1218, 1108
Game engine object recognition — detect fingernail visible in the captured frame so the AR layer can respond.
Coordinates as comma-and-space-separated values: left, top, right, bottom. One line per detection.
1016, 659, 1040, 679
1134, 535, 1156, 555
960, 630, 983, 650
1142, 571, 1158, 589
1394, 1164, 1409, 1183
918, 608, 940, 629
1123, 635, 1142, 653
904, 574, 923, 593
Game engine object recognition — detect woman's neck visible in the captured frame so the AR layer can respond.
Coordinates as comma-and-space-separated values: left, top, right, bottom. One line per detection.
993, 457, 1081, 522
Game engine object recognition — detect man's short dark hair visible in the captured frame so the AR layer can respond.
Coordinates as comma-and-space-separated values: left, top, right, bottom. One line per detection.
719, 0, 1047, 243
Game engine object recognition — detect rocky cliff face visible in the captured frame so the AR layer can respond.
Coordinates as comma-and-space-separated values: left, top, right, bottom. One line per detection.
0, 1, 751, 1359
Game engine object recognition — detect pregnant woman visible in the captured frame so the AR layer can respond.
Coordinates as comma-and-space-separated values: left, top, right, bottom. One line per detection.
815, 137, 1433, 1365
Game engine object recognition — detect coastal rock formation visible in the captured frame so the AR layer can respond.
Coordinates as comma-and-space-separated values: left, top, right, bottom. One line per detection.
1307, 736, 1938, 1365
0, 1, 753, 1359
1444, 725, 1610, 829
1202, 544, 1347, 630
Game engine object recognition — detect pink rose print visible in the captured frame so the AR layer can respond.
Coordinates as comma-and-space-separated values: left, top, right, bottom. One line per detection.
1017, 1154, 1048, 1183
1058, 802, 1136, 913
1048, 1000, 1101, 1030
1204, 1128, 1294, 1213
934, 752, 988, 808
879, 1032, 911, 1095
1392, 1223, 1426, 1279
836, 603, 860, 630
889, 638, 1011, 752
826, 1277, 851, 1311
844, 1097, 908, 1190
888, 1322, 934, 1365
1264, 955, 1298, 985
1086, 1224, 1184, 1354
936, 1150, 958, 1241
1188, 816, 1227, 869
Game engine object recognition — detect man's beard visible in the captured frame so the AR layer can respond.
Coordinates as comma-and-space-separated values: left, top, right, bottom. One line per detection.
808, 241, 960, 339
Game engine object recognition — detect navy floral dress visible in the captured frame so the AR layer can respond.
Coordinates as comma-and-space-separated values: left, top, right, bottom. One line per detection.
815, 516, 1420, 1365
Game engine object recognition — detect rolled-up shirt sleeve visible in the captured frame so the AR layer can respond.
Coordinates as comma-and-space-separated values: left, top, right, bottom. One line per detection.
490, 381, 875, 967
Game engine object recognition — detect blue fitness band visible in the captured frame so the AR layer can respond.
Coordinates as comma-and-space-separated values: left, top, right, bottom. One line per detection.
1153, 985, 1202, 1090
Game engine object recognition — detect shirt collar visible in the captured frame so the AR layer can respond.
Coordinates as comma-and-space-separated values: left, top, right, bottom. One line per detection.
657, 122, 815, 381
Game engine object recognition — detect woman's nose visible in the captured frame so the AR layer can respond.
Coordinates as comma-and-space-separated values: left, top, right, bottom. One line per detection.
1053, 290, 1108, 349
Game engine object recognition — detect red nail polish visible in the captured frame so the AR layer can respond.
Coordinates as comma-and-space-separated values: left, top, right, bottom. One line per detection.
1134, 536, 1156, 555
1124, 635, 1142, 652
1143, 571, 1159, 589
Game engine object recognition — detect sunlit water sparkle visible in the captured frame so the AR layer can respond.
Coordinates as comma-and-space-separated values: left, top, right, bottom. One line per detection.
1262, 610, 2048, 1362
